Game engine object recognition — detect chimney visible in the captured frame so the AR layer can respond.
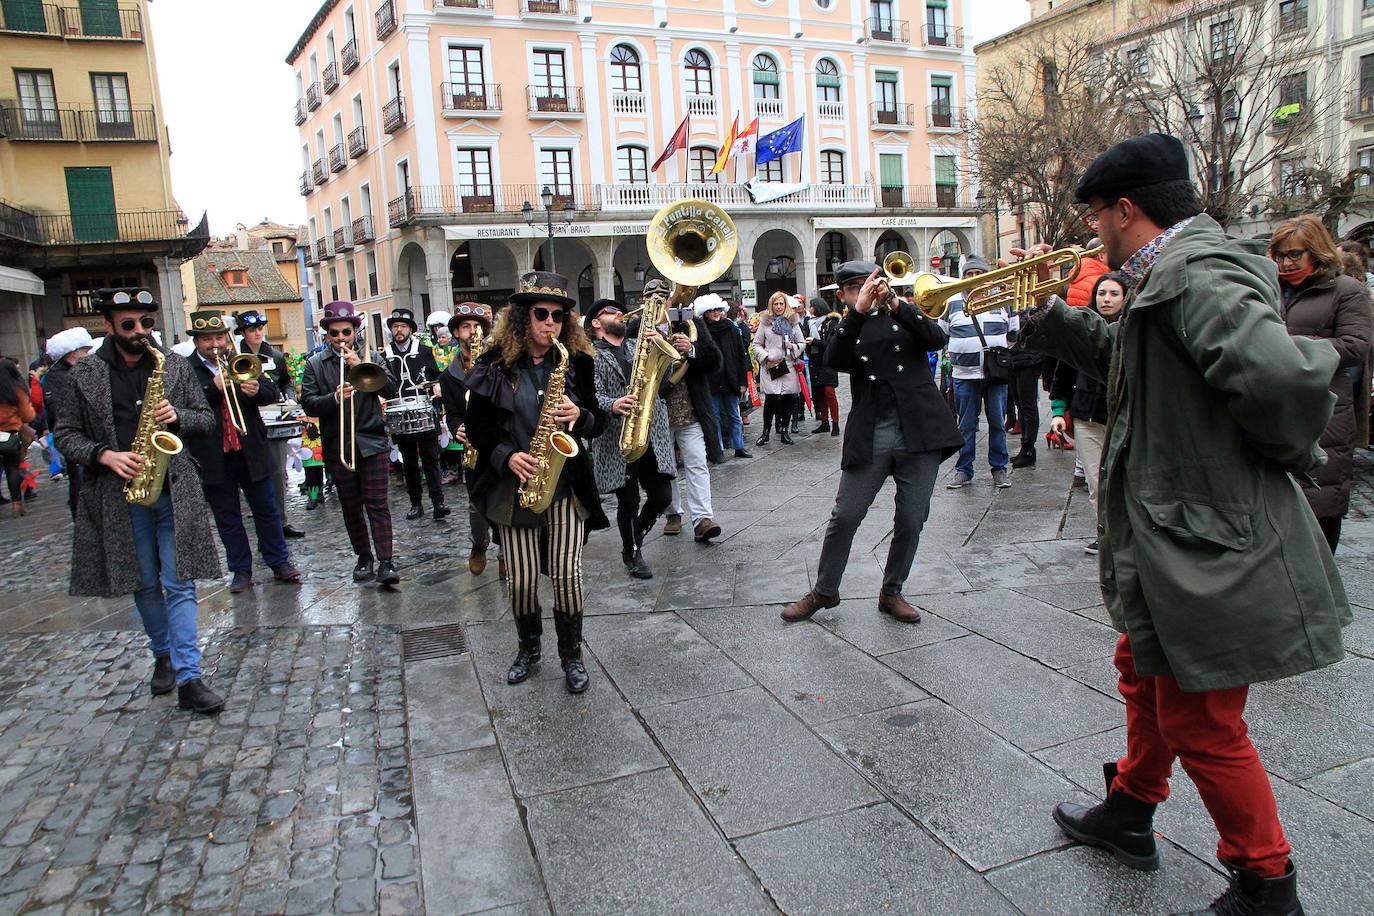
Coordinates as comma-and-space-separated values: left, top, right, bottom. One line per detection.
235, 223, 249, 250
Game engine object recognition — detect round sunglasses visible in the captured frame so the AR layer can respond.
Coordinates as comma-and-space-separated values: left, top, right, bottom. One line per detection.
118, 316, 157, 332
531, 307, 567, 324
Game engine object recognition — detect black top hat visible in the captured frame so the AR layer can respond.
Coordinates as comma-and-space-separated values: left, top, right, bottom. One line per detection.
508, 271, 576, 309
187, 311, 231, 336
94, 287, 158, 314
235, 310, 268, 329
386, 307, 418, 332
449, 302, 493, 333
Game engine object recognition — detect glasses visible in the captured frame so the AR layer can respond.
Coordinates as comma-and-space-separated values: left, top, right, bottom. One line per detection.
118, 316, 157, 332
1080, 201, 1117, 231
532, 307, 567, 324
597, 307, 623, 318
111, 290, 155, 307
326, 326, 355, 338
1272, 248, 1308, 264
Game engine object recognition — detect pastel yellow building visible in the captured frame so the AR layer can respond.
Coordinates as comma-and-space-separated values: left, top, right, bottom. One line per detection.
0, 0, 206, 365
288, 0, 983, 325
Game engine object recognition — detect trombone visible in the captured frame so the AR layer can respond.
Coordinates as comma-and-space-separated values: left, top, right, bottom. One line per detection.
336, 312, 390, 470
216, 349, 262, 434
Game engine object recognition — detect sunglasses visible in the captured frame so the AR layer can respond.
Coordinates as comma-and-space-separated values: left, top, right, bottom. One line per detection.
531, 307, 567, 324
118, 316, 157, 332
326, 326, 355, 338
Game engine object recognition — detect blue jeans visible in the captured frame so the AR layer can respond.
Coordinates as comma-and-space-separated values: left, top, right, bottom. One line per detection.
202, 453, 290, 573
713, 391, 745, 451
129, 493, 202, 684
953, 377, 1009, 477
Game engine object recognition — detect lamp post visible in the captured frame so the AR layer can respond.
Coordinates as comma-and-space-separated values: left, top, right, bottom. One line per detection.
976, 188, 1001, 260
522, 185, 576, 274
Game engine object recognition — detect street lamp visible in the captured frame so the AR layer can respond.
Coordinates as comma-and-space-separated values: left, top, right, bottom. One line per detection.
523, 185, 577, 274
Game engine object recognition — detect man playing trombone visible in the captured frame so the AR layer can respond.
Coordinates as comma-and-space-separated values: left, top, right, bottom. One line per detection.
186, 311, 301, 594
300, 301, 401, 585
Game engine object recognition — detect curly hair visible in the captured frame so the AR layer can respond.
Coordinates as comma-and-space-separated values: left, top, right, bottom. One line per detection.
488, 301, 593, 369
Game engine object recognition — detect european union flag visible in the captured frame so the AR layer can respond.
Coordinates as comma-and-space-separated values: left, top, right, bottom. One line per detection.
755, 116, 805, 166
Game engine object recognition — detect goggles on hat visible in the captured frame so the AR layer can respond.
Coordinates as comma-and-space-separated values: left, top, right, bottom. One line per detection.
238, 313, 267, 328
455, 304, 487, 318
111, 290, 155, 306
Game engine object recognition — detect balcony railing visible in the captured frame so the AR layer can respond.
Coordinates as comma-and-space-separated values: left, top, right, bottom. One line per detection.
1347, 89, 1374, 120
0, 105, 159, 142
754, 97, 785, 121
817, 100, 845, 122
334, 226, 353, 252
0, 3, 144, 39
323, 61, 339, 94
521, 0, 574, 14
341, 39, 359, 74
867, 17, 909, 43
316, 238, 332, 261
921, 24, 963, 48
311, 158, 327, 186
927, 105, 965, 130
440, 83, 502, 112
306, 81, 321, 111
686, 93, 717, 117
383, 95, 406, 133
441, 0, 494, 8
293, 98, 306, 125
527, 85, 584, 113
300, 172, 313, 196
872, 102, 915, 127
329, 142, 347, 172
611, 91, 646, 115
347, 125, 367, 158
0, 2, 62, 36
878, 185, 968, 209
1276, 10, 1307, 35
0, 203, 197, 246
352, 215, 375, 243
375, 0, 396, 39
388, 191, 413, 227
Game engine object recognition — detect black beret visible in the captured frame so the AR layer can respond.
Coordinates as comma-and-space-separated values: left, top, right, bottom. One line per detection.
835, 260, 879, 287
1075, 133, 1190, 204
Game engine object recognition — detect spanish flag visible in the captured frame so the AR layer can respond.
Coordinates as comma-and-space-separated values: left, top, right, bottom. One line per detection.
710, 116, 739, 175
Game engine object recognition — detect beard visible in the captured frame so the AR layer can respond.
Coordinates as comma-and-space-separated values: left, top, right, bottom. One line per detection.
114, 333, 150, 355
601, 318, 626, 338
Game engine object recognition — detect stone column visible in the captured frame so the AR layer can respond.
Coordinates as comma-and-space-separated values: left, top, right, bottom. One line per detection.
423, 230, 453, 316
155, 256, 187, 342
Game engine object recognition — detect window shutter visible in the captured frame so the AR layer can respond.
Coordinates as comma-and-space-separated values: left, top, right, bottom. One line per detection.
753, 71, 780, 86
879, 154, 903, 188
934, 156, 957, 185
930, 75, 952, 88
875, 71, 898, 84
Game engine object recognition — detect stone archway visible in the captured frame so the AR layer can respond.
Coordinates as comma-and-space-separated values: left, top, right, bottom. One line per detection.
874, 229, 918, 264
612, 236, 652, 305
752, 228, 803, 305
533, 238, 597, 307
815, 230, 856, 289
450, 240, 518, 309
930, 230, 966, 276
394, 242, 429, 316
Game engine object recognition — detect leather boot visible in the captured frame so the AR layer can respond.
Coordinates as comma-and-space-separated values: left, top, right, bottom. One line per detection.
177, 678, 225, 715
662, 514, 682, 536
1052, 762, 1161, 871
1176, 861, 1304, 916
352, 557, 375, 582
376, 560, 400, 585
781, 590, 840, 622
779, 427, 795, 445
878, 593, 921, 623
812, 421, 831, 434
1010, 446, 1037, 468
405, 504, 424, 521
507, 612, 543, 684
830, 423, 841, 437
150, 655, 175, 696
468, 542, 488, 576
623, 548, 653, 579
756, 428, 771, 446
554, 612, 589, 693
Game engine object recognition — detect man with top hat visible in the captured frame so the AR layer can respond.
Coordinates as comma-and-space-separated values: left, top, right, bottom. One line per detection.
300, 301, 402, 585
185, 310, 301, 594
464, 272, 608, 694
1017, 133, 1349, 916
235, 308, 305, 539
52, 288, 226, 714
439, 302, 502, 576
382, 307, 449, 521
781, 260, 962, 625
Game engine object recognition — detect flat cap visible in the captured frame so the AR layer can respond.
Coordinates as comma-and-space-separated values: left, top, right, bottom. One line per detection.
1075, 133, 1190, 204
835, 260, 879, 287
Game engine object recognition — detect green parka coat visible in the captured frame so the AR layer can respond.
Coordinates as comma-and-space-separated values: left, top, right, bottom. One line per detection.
1021, 215, 1351, 691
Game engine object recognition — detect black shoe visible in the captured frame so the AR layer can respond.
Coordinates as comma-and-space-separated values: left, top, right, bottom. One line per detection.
1052, 762, 1160, 871
1177, 861, 1303, 916
831, 424, 841, 437
734, 448, 752, 459
405, 504, 424, 521
150, 655, 175, 696
282, 524, 307, 538
626, 550, 653, 579
756, 432, 771, 446
779, 429, 795, 445
812, 422, 831, 434
562, 654, 589, 693
1084, 539, 1100, 555
1010, 448, 1037, 469
432, 504, 451, 520
507, 639, 541, 684
177, 678, 225, 715
228, 570, 253, 594
306, 498, 319, 511
352, 557, 375, 582
376, 560, 400, 585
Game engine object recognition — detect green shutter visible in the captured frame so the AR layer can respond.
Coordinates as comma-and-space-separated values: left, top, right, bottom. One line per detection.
79, 0, 121, 37
2, 0, 46, 31
816, 74, 841, 88
65, 167, 118, 241
927, 0, 947, 7
879, 154, 904, 188
930, 75, 952, 87
875, 71, 898, 84
934, 155, 957, 185
753, 71, 779, 86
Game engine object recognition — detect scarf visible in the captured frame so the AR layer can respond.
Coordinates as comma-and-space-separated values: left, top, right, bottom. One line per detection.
770, 315, 792, 338
1119, 216, 1196, 290
1277, 264, 1316, 288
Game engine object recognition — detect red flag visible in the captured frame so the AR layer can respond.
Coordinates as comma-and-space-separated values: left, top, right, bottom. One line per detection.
651, 115, 691, 172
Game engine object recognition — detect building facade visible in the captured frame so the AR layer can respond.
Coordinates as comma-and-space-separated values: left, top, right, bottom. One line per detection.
0, 0, 206, 365
288, 0, 982, 326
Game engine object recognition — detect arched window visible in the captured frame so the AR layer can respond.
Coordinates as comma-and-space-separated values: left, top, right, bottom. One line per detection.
752, 53, 780, 100
815, 58, 841, 103
683, 48, 713, 96
820, 150, 845, 185
689, 146, 720, 183
610, 44, 641, 94
616, 145, 649, 184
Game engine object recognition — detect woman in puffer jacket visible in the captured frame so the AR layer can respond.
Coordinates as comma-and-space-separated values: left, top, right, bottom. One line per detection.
751, 291, 806, 445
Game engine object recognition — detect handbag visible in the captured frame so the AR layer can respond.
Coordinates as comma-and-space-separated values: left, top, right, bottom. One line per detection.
0, 430, 19, 458
766, 360, 791, 380
969, 311, 1013, 385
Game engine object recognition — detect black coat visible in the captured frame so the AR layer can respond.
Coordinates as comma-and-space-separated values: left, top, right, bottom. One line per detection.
187, 352, 281, 486
299, 348, 399, 462
705, 316, 749, 395
40, 358, 74, 430
805, 312, 841, 389
825, 303, 963, 468
439, 358, 469, 437
464, 346, 609, 531
239, 338, 292, 401
1048, 359, 1108, 425
662, 316, 724, 463
382, 339, 441, 399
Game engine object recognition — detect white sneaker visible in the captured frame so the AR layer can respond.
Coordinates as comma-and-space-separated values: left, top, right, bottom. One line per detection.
992, 468, 1012, 488
946, 472, 973, 489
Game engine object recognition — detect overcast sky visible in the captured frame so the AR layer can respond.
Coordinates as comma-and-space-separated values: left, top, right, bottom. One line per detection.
151, 0, 1031, 236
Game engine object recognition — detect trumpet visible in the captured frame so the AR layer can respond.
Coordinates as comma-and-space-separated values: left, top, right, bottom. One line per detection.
216, 349, 262, 434
906, 245, 1105, 321
336, 317, 390, 470
878, 250, 917, 312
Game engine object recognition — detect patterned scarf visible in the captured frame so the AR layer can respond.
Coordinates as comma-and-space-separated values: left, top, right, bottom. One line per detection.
1118, 216, 1195, 290
770, 315, 792, 338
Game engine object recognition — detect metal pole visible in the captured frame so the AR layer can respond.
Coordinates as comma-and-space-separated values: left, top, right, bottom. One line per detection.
545, 203, 556, 274
991, 198, 1001, 260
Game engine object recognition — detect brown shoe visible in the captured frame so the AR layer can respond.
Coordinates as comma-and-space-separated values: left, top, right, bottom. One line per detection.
468, 543, 488, 576
498, 558, 508, 580
878, 593, 921, 623
663, 514, 683, 536
781, 590, 840, 622
693, 518, 721, 542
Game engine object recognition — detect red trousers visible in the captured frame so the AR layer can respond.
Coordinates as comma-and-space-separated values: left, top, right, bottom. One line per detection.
1111, 634, 1291, 877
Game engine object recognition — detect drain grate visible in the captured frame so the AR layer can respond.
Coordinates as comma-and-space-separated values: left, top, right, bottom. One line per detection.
402, 624, 469, 662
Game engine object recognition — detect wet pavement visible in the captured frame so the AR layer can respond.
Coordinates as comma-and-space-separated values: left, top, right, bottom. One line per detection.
1, 410, 1372, 914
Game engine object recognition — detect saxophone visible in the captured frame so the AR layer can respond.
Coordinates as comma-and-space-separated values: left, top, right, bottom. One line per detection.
461, 323, 484, 471
123, 347, 185, 507
618, 283, 693, 463
516, 339, 579, 514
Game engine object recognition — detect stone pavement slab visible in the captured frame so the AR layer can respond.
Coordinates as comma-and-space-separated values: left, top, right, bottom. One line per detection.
812, 597, 970, 656
583, 612, 753, 708
916, 588, 1119, 670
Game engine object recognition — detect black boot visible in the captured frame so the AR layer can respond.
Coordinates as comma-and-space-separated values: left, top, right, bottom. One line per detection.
554, 611, 588, 693
778, 415, 794, 445
622, 548, 653, 580
1052, 762, 1160, 871
1010, 446, 1037, 469
812, 421, 831, 434
177, 678, 225, 715
432, 502, 451, 520
376, 560, 400, 585
150, 655, 175, 696
507, 613, 543, 684
562, 653, 589, 694
1177, 861, 1304, 916
830, 422, 840, 437
756, 429, 771, 446
352, 556, 375, 582
405, 504, 424, 521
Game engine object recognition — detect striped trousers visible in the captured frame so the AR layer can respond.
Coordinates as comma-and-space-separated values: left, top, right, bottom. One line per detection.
499, 496, 585, 658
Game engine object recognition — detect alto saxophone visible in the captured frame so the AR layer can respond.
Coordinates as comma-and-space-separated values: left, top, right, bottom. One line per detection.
124, 347, 185, 507
462, 323, 484, 471
516, 339, 580, 514
618, 283, 692, 463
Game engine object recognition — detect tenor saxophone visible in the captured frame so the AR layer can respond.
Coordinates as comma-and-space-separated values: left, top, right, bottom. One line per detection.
516, 339, 580, 514
124, 347, 185, 507
618, 284, 691, 463
462, 323, 484, 471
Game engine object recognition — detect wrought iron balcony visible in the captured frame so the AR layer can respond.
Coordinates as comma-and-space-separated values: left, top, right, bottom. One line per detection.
341, 39, 359, 74
0, 2, 62, 36
293, 98, 306, 125
522, 0, 574, 15
316, 238, 332, 261
329, 142, 347, 173
347, 126, 367, 158
441, 0, 494, 8
921, 24, 963, 48
926, 105, 965, 131
306, 81, 321, 111
383, 95, 406, 133
323, 62, 339, 94
311, 158, 327, 186
867, 18, 909, 43
871, 102, 915, 127
300, 172, 313, 196
0, 107, 79, 141
388, 191, 413, 228
375, 0, 396, 39
0, 105, 159, 142
440, 83, 502, 113
352, 215, 375, 243
0, 202, 201, 247
333, 226, 353, 252
0, 3, 144, 40
527, 86, 584, 114
877, 184, 968, 209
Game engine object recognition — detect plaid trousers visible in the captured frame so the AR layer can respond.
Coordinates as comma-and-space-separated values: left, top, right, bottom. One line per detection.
326, 452, 393, 560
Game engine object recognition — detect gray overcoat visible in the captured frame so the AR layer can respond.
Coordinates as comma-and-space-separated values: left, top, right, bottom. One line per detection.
589, 343, 675, 493
53, 349, 222, 597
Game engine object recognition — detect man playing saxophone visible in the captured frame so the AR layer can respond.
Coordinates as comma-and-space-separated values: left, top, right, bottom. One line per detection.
463, 272, 607, 694
52, 288, 227, 715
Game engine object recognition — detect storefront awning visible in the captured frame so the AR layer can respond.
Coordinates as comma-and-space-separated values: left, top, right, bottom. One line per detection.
0, 266, 44, 296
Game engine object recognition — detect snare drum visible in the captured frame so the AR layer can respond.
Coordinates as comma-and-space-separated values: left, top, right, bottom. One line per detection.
383, 395, 437, 436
